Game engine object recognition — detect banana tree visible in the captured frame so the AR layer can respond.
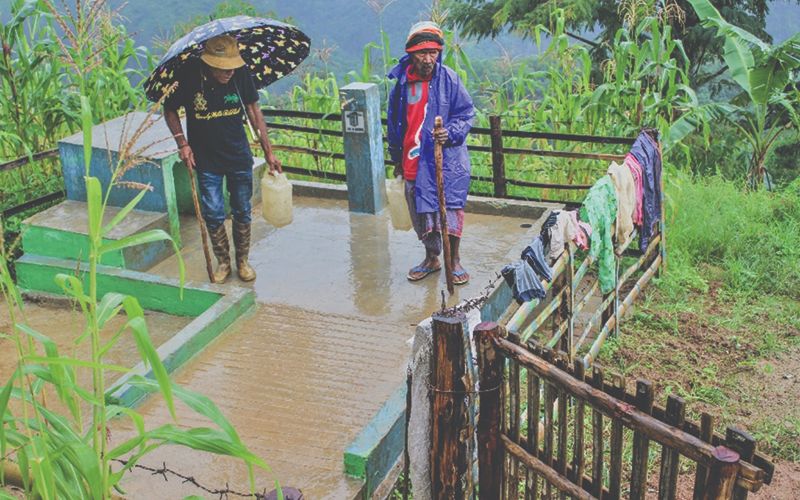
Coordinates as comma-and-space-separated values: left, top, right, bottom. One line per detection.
688, 0, 800, 188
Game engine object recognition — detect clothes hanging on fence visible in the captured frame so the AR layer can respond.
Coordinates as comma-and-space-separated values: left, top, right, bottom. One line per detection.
548, 210, 578, 263
607, 160, 636, 254
628, 131, 662, 252
625, 154, 644, 226
540, 210, 559, 247
502, 259, 546, 303
567, 210, 592, 251
580, 176, 617, 294
522, 235, 553, 282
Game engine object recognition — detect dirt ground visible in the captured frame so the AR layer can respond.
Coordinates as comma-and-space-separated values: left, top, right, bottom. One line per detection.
601, 281, 800, 499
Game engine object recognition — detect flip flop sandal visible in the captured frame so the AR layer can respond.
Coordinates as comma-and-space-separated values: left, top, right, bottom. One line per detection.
407, 265, 441, 282
453, 268, 470, 285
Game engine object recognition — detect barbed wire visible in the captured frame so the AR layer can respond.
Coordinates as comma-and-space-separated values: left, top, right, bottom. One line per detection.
438, 273, 501, 317
112, 458, 278, 500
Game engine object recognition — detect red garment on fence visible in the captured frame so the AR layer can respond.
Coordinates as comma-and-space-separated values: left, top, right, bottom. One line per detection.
625, 153, 644, 226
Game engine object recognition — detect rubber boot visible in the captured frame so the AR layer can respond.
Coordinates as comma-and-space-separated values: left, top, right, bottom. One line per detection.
233, 221, 256, 282
208, 224, 232, 283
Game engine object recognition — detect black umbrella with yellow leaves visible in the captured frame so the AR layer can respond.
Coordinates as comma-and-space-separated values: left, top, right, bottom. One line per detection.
144, 16, 310, 102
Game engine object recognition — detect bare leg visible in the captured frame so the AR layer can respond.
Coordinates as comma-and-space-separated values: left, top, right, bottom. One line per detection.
449, 235, 469, 284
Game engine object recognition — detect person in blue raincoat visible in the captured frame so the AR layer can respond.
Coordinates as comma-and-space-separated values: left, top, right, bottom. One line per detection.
387, 21, 475, 285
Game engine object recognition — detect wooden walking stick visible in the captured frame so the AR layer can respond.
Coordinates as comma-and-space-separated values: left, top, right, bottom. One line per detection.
186, 166, 215, 282
434, 116, 455, 295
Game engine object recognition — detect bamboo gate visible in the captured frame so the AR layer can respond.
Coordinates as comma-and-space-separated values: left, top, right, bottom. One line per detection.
424, 316, 774, 500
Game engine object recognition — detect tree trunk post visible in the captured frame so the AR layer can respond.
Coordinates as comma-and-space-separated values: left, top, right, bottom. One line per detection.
474, 321, 505, 500
703, 446, 740, 500
489, 115, 507, 198
430, 312, 468, 499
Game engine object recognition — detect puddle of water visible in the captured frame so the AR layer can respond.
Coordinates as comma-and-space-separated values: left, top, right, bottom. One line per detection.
152, 196, 534, 324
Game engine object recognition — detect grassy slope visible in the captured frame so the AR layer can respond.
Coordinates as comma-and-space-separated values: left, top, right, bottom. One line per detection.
599, 174, 800, 464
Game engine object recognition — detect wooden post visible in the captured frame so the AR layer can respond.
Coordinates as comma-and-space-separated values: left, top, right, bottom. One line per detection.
403, 368, 412, 500
725, 427, 756, 500
703, 446, 740, 500
527, 353, 542, 498
658, 395, 686, 500
543, 348, 557, 499
475, 322, 504, 500
571, 360, 586, 489
555, 357, 569, 500
590, 367, 605, 499
430, 312, 468, 499
608, 374, 626, 500
693, 413, 715, 500
507, 331, 522, 500
489, 115, 507, 198
629, 380, 655, 500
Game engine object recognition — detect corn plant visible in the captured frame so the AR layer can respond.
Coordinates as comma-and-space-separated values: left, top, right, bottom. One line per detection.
1, 0, 150, 212
0, 96, 277, 499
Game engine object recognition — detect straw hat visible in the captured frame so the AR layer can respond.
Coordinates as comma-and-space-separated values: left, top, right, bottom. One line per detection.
200, 34, 246, 70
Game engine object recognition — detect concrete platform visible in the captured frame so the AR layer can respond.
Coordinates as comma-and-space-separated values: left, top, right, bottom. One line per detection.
0, 298, 191, 416
113, 195, 550, 498
21, 200, 174, 270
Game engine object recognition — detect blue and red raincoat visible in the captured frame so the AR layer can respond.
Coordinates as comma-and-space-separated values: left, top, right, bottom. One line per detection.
387, 54, 475, 214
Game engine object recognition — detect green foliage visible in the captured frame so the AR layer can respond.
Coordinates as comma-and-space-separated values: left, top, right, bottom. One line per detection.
686, 0, 800, 187
1, 4, 273, 498
444, 0, 777, 87
0, 0, 149, 211
665, 171, 800, 298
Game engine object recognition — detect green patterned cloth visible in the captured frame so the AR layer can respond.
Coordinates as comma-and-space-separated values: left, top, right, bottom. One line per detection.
580, 176, 618, 294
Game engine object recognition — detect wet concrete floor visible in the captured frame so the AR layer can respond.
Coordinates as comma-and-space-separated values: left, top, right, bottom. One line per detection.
151, 196, 536, 324
0, 299, 191, 412
122, 195, 544, 498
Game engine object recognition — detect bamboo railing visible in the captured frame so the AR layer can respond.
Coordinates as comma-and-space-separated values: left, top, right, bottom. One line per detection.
472, 322, 773, 500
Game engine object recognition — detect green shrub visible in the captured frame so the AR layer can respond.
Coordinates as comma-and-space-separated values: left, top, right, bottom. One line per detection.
665, 172, 800, 298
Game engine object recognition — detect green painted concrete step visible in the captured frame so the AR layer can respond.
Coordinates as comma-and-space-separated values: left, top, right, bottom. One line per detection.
22, 200, 173, 271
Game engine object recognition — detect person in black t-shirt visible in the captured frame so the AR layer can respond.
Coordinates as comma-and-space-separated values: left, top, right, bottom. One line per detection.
164, 34, 282, 283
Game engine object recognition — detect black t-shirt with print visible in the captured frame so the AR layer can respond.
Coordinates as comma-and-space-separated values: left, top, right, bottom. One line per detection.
165, 58, 259, 173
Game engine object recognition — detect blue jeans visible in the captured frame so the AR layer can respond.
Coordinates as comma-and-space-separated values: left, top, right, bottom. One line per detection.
197, 169, 253, 231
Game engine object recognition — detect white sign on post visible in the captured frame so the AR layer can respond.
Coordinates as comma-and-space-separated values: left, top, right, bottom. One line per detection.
344, 110, 366, 134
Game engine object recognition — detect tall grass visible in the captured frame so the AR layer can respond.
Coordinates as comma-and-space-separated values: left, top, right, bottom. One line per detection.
664, 171, 800, 298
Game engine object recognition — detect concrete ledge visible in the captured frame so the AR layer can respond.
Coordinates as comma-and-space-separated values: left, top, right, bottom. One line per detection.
344, 382, 407, 498
292, 179, 349, 200
22, 200, 174, 271
289, 179, 563, 220
109, 286, 255, 408
15, 254, 223, 317
466, 195, 563, 219
14, 253, 256, 409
